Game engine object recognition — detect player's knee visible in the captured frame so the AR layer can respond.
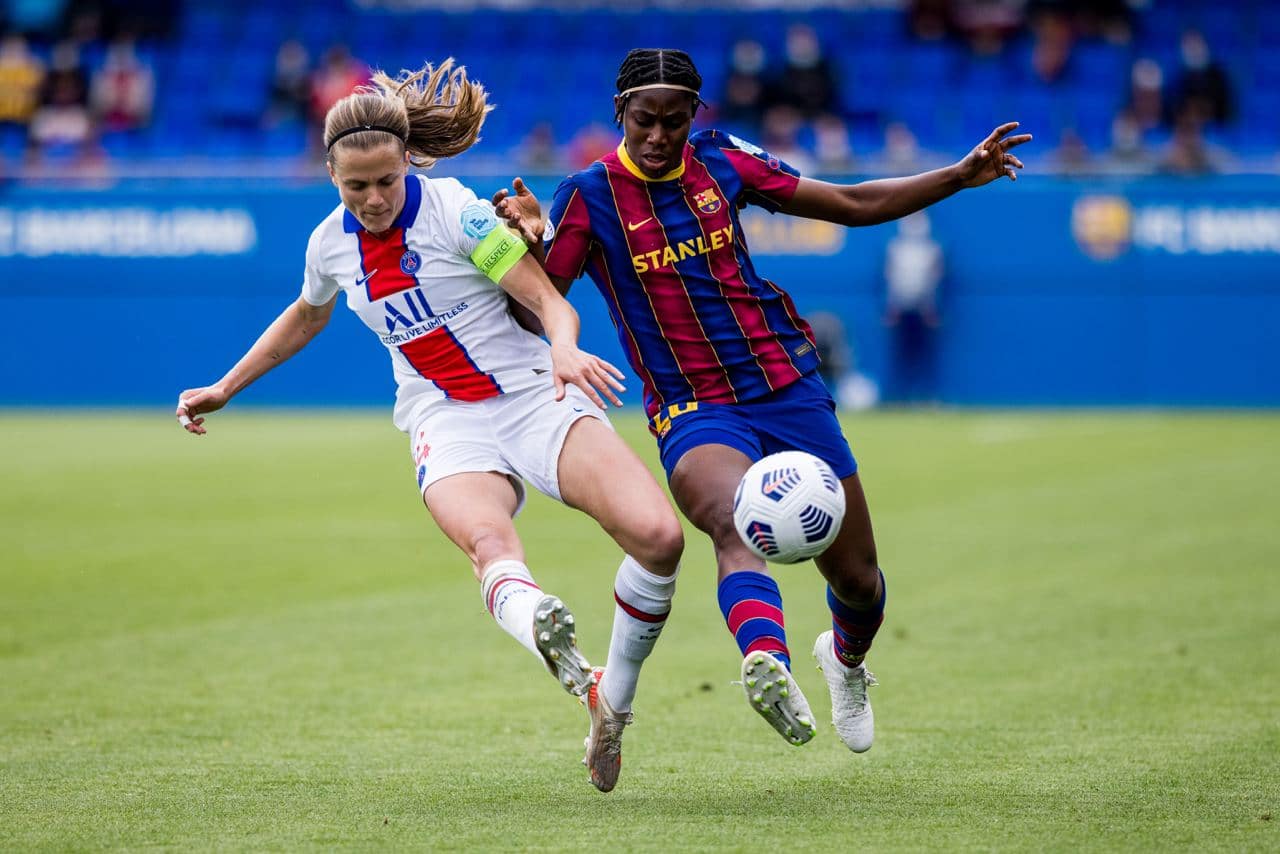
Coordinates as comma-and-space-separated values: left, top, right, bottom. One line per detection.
826, 552, 881, 604
627, 510, 684, 573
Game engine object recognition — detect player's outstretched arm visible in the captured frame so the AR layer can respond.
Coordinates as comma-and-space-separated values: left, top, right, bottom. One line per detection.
496, 253, 625, 409
175, 295, 336, 435
781, 121, 1032, 228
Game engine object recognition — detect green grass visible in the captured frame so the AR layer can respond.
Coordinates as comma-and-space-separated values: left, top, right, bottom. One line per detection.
2, 410, 1277, 851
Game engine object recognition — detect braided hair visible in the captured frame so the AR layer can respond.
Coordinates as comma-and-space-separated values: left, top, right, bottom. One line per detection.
614, 48, 706, 125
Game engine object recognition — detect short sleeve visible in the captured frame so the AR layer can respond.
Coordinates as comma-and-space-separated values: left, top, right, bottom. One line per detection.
300, 228, 340, 306
543, 179, 591, 281
441, 181, 491, 257
714, 132, 802, 213
442, 179, 528, 283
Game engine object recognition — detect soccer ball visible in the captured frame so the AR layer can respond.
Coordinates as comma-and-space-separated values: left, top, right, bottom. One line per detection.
732, 451, 846, 564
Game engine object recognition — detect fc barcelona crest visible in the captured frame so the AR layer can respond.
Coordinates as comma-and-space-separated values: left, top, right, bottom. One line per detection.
694, 189, 722, 215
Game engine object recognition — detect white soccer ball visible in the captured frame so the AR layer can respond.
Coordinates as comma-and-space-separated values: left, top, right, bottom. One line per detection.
732, 451, 846, 564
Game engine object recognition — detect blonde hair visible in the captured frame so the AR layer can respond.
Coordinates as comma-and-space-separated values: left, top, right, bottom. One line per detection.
323, 58, 492, 169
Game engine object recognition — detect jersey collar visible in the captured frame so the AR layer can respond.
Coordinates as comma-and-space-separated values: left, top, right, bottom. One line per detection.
342, 173, 423, 233
616, 142, 686, 183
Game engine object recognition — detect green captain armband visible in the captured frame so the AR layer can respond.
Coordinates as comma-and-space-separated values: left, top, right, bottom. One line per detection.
469, 224, 528, 284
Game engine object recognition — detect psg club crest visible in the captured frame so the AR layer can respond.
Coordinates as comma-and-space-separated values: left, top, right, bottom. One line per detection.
400, 249, 422, 275
694, 188, 722, 215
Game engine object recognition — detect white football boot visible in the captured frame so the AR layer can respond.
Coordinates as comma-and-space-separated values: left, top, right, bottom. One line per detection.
740, 651, 817, 746
582, 667, 632, 793
812, 630, 878, 753
532, 595, 592, 697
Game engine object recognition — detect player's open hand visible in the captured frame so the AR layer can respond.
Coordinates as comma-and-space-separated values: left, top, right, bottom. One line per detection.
957, 122, 1032, 187
491, 177, 545, 247
175, 384, 229, 435
548, 343, 626, 409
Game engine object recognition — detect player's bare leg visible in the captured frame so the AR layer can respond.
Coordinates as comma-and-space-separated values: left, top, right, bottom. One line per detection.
670, 443, 816, 746
557, 418, 682, 789
424, 472, 592, 696
812, 473, 884, 752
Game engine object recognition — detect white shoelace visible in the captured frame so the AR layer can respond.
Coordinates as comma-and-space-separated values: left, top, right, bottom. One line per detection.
845, 666, 878, 712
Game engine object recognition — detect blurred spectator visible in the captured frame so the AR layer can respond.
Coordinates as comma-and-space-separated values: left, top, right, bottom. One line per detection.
29, 60, 93, 156
1048, 127, 1091, 175
1029, 0, 1133, 44
757, 24, 846, 174
1126, 58, 1166, 132
566, 122, 615, 170
517, 121, 560, 172
33, 39, 91, 155
44, 39, 88, 99
759, 105, 815, 175
1029, 8, 1074, 84
874, 121, 944, 176
1104, 109, 1155, 174
264, 39, 312, 130
1159, 107, 1230, 176
720, 38, 769, 135
1083, 0, 1132, 42
883, 212, 944, 404
951, 0, 1025, 55
309, 44, 367, 129
813, 114, 854, 173
772, 24, 840, 122
908, 0, 950, 41
64, 3, 103, 44
1170, 28, 1233, 126
90, 36, 154, 132
0, 33, 45, 141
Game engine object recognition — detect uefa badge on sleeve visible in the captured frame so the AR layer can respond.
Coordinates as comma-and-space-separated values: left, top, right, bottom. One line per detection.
460, 201, 498, 239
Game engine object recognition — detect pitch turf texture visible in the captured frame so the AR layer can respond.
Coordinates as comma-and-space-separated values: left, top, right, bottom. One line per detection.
2, 411, 1277, 851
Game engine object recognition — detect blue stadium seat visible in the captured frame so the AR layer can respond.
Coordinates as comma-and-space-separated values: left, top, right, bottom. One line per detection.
1259, 8, 1280, 46
0, 124, 27, 157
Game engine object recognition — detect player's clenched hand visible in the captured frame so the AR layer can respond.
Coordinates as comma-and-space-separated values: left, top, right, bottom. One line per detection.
956, 122, 1032, 187
175, 384, 229, 435
548, 343, 626, 409
491, 177, 545, 247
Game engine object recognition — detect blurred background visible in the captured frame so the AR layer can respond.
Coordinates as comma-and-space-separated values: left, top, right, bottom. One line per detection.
1, 0, 1276, 408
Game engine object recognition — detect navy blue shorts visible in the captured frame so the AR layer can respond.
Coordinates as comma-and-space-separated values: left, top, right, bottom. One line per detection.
653, 371, 859, 480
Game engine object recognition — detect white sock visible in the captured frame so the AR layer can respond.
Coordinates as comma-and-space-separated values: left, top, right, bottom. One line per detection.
601, 555, 678, 712
479, 560, 543, 659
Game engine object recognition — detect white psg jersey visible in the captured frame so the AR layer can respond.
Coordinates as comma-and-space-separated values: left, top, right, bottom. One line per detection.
301, 174, 551, 430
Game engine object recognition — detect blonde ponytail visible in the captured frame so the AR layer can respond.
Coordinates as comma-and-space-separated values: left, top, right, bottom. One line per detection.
324, 58, 491, 169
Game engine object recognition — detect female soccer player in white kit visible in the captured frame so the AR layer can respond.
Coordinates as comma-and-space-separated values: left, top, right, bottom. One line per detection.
174, 60, 681, 793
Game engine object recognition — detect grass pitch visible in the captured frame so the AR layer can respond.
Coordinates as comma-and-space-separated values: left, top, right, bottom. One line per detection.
2, 410, 1277, 851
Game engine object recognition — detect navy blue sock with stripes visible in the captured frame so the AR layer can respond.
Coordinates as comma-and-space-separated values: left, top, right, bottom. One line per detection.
717, 570, 791, 670
826, 569, 886, 667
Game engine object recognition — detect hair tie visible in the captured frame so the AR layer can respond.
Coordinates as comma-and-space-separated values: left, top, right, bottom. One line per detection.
617, 83, 700, 98
327, 123, 406, 150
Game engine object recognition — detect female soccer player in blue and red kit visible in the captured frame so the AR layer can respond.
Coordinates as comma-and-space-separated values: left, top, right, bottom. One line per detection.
495, 48, 1031, 753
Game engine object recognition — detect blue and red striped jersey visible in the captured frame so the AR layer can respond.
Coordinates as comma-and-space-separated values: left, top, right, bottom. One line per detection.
544, 130, 820, 420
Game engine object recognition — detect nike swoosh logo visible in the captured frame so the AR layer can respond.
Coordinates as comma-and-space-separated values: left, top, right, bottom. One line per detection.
355, 268, 379, 288
627, 218, 653, 231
